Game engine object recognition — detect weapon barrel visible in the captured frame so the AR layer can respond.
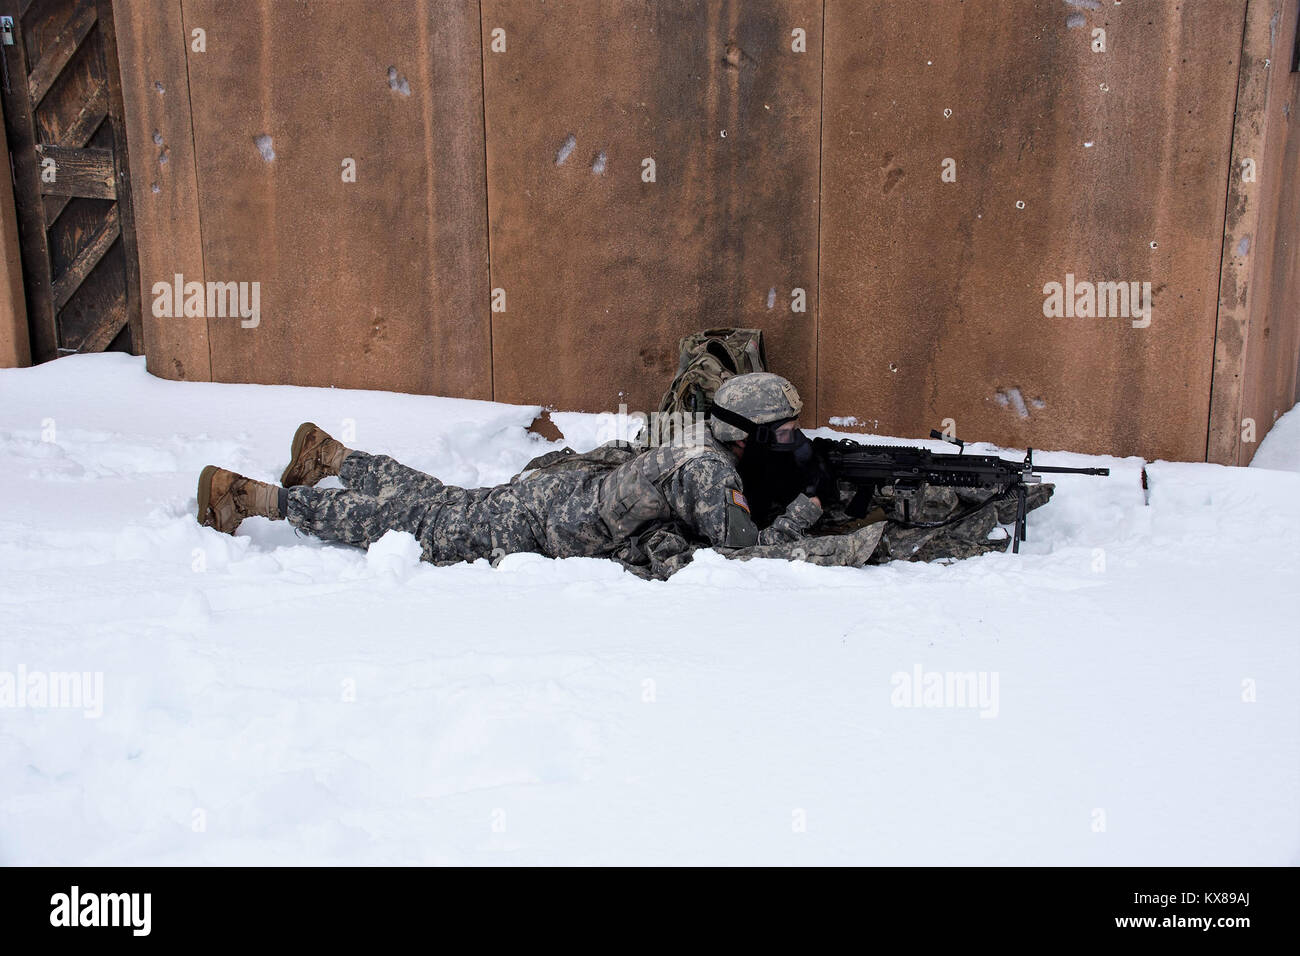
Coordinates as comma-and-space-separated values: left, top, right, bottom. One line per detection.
1032, 465, 1110, 476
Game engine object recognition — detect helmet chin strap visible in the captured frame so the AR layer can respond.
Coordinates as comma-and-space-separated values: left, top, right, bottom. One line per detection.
707, 403, 795, 444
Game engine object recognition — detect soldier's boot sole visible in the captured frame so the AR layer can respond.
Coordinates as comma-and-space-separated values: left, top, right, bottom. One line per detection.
281, 422, 346, 488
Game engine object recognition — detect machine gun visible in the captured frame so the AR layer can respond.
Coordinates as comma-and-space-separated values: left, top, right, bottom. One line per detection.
813, 430, 1110, 553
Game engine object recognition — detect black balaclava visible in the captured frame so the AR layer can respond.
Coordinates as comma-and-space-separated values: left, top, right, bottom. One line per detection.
736, 421, 835, 527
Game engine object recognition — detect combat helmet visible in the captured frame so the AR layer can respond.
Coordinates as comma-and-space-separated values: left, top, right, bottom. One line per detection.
708, 372, 804, 443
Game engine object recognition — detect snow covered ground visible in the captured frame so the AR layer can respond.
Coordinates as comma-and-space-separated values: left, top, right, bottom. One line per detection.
1, 354, 1297, 865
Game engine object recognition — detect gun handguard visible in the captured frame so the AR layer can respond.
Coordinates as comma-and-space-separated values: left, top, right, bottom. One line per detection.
812, 436, 1110, 553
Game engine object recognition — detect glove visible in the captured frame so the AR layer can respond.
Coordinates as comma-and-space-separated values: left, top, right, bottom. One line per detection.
791, 439, 838, 506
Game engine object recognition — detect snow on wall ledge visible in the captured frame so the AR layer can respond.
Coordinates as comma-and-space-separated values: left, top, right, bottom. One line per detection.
1, 355, 1297, 865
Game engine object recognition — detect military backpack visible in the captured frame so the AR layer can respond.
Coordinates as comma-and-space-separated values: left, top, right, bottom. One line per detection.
654, 328, 767, 443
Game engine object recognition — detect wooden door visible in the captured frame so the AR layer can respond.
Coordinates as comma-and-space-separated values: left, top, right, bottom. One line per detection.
0, 0, 139, 361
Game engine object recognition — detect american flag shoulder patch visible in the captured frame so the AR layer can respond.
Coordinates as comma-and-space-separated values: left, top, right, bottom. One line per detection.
730, 489, 750, 512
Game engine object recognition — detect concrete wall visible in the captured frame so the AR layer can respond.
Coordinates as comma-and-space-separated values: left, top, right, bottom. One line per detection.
1208, 0, 1300, 465
482, 0, 822, 420
110, 0, 1300, 462
820, 0, 1243, 463
115, 0, 490, 396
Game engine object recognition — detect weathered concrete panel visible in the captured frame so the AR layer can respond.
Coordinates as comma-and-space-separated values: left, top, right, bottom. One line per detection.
113, 0, 209, 380
482, 0, 823, 419
818, 0, 1244, 461
183, 0, 491, 398
1210, 0, 1300, 465
112, 0, 1299, 463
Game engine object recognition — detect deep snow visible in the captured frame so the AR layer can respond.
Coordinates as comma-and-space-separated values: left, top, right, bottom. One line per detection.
1, 354, 1296, 865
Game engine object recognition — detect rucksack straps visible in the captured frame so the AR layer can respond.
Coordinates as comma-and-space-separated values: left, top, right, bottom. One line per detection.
658, 328, 767, 419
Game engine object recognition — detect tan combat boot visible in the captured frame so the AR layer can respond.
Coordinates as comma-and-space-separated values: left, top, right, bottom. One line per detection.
280, 422, 349, 487
197, 466, 285, 534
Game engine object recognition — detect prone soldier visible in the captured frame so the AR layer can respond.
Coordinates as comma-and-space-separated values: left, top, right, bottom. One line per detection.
196, 373, 885, 578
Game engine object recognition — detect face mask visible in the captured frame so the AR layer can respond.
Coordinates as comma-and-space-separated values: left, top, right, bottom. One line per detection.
754, 425, 813, 463
775, 428, 814, 463
737, 426, 815, 524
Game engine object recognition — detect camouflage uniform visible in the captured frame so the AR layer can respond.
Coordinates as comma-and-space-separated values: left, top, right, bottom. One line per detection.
284, 421, 861, 579
830, 482, 1055, 563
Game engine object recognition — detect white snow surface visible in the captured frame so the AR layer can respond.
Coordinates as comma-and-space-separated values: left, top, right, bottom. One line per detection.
1, 355, 1297, 865
1251, 403, 1300, 474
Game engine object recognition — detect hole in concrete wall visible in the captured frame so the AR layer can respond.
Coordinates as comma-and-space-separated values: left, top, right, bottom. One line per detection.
556, 134, 576, 165
152, 130, 163, 146
254, 135, 275, 162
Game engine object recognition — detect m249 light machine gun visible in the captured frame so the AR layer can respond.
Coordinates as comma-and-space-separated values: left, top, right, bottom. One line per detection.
813, 430, 1111, 553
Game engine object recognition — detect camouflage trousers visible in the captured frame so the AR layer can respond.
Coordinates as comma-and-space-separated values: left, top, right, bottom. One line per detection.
285, 451, 548, 564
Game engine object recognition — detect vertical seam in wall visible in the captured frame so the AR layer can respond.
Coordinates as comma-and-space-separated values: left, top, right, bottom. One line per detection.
814, 0, 826, 425
1205, 2, 1254, 463
477, 0, 494, 401
177, 0, 212, 380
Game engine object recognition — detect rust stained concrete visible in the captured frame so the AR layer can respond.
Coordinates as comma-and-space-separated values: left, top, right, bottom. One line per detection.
1246, 57, 1300, 451
1211, 0, 1300, 465
113, 0, 210, 382
114, 0, 1300, 463
818, 0, 1244, 460
482, 0, 823, 419
183, 0, 491, 398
